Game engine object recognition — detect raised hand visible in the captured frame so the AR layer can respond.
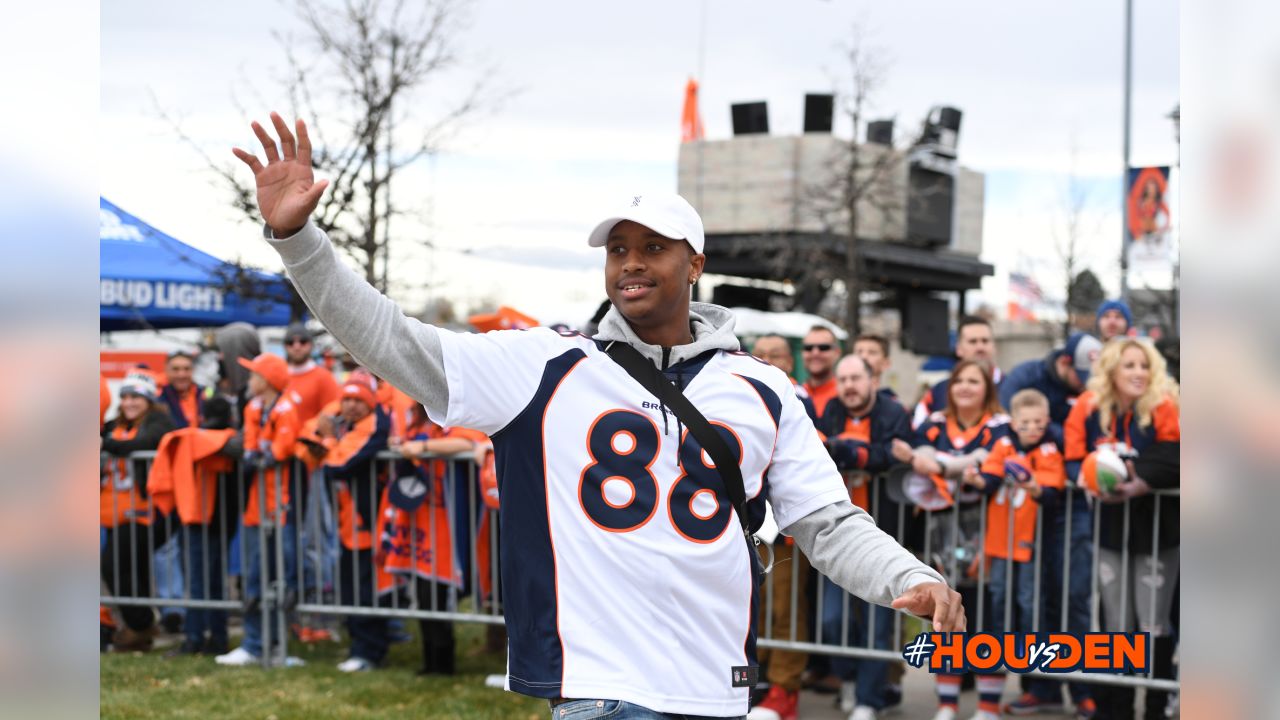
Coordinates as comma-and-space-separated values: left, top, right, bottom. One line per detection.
232, 112, 329, 236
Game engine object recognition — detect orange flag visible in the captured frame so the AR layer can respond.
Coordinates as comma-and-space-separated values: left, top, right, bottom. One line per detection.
681, 78, 705, 143
468, 305, 539, 333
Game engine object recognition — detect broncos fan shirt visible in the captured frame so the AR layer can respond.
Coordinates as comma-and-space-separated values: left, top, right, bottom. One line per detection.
979, 435, 1066, 562
431, 328, 848, 716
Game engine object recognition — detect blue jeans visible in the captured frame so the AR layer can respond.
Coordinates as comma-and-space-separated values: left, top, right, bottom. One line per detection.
987, 557, 1035, 636
179, 524, 227, 646
548, 699, 744, 720
1031, 490, 1093, 703
298, 469, 339, 595
339, 547, 391, 664
820, 578, 895, 709
153, 530, 185, 620
240, 520, 297, 657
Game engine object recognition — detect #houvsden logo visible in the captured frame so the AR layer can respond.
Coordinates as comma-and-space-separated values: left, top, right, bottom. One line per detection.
902, 632, 1149, 674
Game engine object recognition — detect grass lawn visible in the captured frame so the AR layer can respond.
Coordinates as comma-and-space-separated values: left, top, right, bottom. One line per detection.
100, 620, 547, 719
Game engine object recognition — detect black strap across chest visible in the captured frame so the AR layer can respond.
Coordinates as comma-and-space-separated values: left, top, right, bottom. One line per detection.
603, 341, 750, 540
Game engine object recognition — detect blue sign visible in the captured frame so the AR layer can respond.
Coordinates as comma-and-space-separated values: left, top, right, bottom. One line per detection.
100, 197, 295, 330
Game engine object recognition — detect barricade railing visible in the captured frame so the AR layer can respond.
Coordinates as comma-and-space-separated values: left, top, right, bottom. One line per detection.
756, 471, 1180, 691
101, 450, 1178, 691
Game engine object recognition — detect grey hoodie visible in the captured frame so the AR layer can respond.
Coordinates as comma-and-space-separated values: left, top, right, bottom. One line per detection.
213, 321, 261, 394
268, 222, 945, 608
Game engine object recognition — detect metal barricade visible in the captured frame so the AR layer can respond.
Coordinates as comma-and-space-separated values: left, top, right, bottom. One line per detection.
101, 450, 1178, 692
753, 474, 1180, 692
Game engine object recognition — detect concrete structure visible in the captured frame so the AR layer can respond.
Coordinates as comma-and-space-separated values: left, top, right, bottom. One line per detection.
676, 131, 995, 341
678, 134, 986, 256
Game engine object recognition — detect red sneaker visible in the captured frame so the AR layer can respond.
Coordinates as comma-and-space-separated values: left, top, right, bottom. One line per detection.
747, 685, 799, 720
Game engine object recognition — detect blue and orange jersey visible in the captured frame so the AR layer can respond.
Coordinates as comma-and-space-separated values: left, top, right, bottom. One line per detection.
820, 396, 913, 510
242, 394, 301, 527
326, 406, 391, 550
914, 410, 1010, 507
912, 368, 1005, 429
1063, 390, 1180, 481
979, 435, 1066, 561
379, 414, 487, 584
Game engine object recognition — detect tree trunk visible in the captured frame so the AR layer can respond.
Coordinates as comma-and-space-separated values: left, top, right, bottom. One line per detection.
845, 212, 861, 336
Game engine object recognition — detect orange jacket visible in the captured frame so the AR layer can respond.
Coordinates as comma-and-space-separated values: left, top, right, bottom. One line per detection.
101, 423, 152, 527
100, 411, 175, 527
99, 375, 111, 430
147, 428, 235, 525
979, 436, 1066, 561
380, 418, 485, 584
242, 394, 301, 527
294, 399, 342, 472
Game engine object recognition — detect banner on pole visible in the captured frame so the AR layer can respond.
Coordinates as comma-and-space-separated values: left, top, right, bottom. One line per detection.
1126, 166, 1174, 269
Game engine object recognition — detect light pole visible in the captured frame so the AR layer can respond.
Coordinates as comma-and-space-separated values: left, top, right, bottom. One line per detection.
1119, 0, 1133, 305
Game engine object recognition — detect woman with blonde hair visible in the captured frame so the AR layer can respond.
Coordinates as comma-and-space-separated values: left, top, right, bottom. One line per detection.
1063, 338, 1180, 720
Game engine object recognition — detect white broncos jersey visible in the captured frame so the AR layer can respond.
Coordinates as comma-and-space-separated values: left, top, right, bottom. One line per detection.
432, 327, 847, 716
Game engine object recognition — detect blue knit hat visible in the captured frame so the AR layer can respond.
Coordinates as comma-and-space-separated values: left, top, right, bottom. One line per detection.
1096, 299, 1132, 329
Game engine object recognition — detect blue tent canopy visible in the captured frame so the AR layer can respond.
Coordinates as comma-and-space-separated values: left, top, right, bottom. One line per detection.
100, 197, 295, 331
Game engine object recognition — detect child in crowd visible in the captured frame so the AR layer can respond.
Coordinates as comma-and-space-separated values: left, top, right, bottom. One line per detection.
972, 389, 1072, 713
215, 353, 303, 667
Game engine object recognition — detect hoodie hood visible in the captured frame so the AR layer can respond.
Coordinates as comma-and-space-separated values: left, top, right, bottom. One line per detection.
214, 322, 262, 393
1039, 349, 1071, 391
593, 301, 740, 368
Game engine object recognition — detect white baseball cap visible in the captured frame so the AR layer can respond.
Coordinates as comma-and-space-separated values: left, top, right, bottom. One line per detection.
587, 193, 705, 254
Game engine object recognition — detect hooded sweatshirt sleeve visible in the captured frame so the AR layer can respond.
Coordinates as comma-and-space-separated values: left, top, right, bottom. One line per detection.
266, 222, 450, 421
766, 374, 945, 607
786, 503, 946, 608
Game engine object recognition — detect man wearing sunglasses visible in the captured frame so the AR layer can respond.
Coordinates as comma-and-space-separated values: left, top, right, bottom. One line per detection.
235, 113, 964, 720
801, 326, 843, 422
282, 322, 340, 424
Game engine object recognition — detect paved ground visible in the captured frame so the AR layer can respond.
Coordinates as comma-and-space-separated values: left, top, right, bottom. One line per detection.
792, 668, 1082, 719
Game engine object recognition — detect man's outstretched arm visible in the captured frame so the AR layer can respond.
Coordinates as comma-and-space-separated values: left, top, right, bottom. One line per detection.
233, 113, 448, 417
787, 502, 966, 632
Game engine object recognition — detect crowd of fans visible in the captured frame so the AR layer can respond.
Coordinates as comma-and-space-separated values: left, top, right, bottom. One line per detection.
745, 297, 1179, 720
100, 298, 1179, 720
100, 321, 495, 676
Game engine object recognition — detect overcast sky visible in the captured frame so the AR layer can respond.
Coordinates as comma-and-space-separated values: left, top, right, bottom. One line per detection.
100, 0, 1180, 326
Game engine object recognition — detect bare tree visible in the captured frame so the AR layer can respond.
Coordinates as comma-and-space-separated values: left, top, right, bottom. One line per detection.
815, 27, 902, 335
717, 26, 909, 333
1051, 141, 1107, 340
165, 0, 497, 296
